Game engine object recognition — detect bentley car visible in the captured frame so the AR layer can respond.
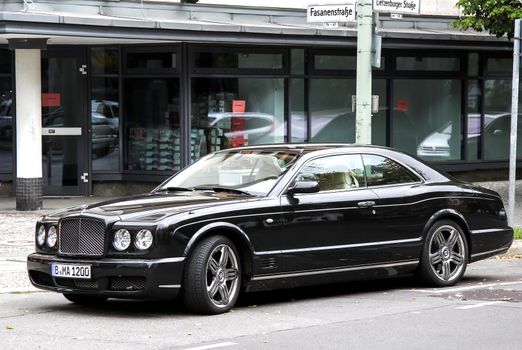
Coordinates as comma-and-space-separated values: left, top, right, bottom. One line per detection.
27, 144, 513, 314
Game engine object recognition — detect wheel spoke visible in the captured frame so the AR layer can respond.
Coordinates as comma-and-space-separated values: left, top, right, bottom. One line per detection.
208, 257, 219, 274
442, 261, 451, 279
434, 232, 445, 247
225, 268, 238, 281
207, 279, 219, 298
447, 230, 458, 249
430, 252, 442, 266
219, 246, 230, 268
451, 252, 464, 265
218, 283, 229, 304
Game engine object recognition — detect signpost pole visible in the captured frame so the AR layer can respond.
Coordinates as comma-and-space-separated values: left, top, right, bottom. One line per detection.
355, 0, 373, 145
508, 19, 521, 227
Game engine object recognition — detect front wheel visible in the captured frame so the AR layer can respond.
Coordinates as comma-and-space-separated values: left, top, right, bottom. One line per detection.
418, 220, 468, 287
182, 236, 241, 314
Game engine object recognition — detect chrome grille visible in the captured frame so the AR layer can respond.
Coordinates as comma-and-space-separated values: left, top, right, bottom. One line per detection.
59, 218, 106, 256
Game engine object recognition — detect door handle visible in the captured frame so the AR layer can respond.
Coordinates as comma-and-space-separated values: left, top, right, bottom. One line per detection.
357, 201, 375, 208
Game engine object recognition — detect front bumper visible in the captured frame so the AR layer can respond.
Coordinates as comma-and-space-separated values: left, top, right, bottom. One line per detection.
27, 253, 185, 300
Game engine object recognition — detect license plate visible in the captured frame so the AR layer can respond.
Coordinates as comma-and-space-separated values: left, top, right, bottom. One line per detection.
51, 263, 91, 279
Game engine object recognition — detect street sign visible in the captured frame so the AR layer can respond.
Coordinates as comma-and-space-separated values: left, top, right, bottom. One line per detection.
307, 4, 357, 23
373, 0, 420, 15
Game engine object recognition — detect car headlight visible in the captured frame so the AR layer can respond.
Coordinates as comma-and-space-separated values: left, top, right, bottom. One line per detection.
113, 229, 131, 251
36, 225, 46, 246
46, 226, 57, 248
134, 229, 153, 250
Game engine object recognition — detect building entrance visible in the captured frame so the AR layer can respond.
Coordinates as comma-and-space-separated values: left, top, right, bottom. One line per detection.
42, 48, 89, 196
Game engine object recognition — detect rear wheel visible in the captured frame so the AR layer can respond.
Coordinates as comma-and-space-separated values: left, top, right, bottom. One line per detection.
419, 220, 468, 287
182, 236, 241, 314
63, 293, 107, 305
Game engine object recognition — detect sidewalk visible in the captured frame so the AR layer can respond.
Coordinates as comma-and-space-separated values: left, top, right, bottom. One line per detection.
0, 196, 521, 294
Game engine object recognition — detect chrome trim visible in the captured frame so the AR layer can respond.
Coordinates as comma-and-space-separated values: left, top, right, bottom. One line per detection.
471, 247, 510, 258
251, 260, 419, 281
374, 196, 494, 208
158, 284, 181, 289
254, 237, 422, 256
470, 228, 510, 234
28, 254, 185, 265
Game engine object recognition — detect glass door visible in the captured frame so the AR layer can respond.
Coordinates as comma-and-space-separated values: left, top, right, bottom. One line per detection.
42, 48, 88, 196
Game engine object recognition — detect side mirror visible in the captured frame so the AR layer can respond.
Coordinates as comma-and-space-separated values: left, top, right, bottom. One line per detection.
493, 129, 503, 136
287, 181, 320, 195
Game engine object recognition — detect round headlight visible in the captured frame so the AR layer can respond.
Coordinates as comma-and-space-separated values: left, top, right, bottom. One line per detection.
134, 229, 153, 250
36, 225, 46, 246
46, 226, 57, 248
113, 229, 131, 251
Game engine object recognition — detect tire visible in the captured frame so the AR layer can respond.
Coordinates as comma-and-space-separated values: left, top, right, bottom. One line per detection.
182, 236, 241, 314
63, 293, 108, 305
418, 219, 468, 287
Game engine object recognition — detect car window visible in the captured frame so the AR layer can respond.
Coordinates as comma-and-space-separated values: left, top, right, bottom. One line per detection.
295, 154, 366, 192
362, 154, 418, 187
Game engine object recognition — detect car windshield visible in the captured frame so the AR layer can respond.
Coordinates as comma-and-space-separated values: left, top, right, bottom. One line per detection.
158, 150, 300, 196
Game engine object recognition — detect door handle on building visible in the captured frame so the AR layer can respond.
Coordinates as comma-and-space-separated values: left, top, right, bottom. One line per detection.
81, 173, 89, 183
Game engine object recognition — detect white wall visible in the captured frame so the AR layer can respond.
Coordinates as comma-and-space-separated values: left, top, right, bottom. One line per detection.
176, 0, 462, 16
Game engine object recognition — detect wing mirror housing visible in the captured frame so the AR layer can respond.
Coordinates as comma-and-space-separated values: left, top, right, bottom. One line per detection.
287, 181, 320, 195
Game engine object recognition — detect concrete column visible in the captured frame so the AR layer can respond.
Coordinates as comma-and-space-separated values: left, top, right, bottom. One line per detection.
14, 49, 43, 210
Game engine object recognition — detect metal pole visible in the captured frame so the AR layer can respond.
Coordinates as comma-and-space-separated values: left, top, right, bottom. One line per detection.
508, 19, 521, 227
355, 0, 373, 144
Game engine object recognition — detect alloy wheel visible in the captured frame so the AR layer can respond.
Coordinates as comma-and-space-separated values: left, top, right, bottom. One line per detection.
428, 224, 466, 282
206, 244, 239, 308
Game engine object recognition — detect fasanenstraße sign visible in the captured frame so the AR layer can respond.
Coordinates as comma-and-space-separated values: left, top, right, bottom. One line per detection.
307, 3, 357, 23
373, 0, 420, 15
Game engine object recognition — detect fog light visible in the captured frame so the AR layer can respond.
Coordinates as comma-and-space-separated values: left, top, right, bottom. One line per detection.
113, 229, 131, 251
36, 226, 46, 246
46, 226, 57, 248
134, 229, 153, 250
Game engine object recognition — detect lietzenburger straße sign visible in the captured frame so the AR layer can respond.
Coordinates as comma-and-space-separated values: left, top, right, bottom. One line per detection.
307, 1, 420, 23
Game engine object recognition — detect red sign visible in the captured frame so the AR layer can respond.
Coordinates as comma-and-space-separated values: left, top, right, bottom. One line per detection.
396, 99, 409, 112
42, 93, 61, 107
232, 100, 246, 113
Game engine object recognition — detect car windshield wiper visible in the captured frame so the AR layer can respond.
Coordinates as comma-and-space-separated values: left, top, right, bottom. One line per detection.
192, 186, 252, 196
156, 186, 194, 193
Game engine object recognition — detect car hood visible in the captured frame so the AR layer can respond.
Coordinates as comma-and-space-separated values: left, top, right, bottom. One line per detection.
46, 191, 255, 222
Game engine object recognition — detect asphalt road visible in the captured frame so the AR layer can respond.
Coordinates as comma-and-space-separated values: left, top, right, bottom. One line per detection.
1, 258, 521, 350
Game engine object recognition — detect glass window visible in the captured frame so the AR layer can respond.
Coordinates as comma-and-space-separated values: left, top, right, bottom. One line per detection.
393, 79, 462, 161
191, 78, 285, 161
467, 80, 480, 160
124, 78, 180, 171
311, 79, 355, 143
362, 154, 417, 186
126, 50, 177, 71
468, 53, 479, 76
314, 54, 356, 70
290, 79, 306, 143
194, 51, 283, 70
0, 77, 13, 174
372, 79, 387, 146
482, 79, 522, 160
296, 154, 366, 191
91, 77, 119, 171
91, 48, 119, 75
291, 49, 305, 75
396, 56, 460, 71
486, 58, 512, 75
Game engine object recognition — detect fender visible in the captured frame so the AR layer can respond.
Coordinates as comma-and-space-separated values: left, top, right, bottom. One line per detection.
181, 221, 255, 257
422, 208, 471, 239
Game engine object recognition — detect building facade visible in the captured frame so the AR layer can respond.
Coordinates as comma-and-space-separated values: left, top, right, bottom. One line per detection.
0, 0, 517, 203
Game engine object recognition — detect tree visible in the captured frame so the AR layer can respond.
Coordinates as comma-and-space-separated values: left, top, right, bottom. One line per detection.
454, 0, 522, 39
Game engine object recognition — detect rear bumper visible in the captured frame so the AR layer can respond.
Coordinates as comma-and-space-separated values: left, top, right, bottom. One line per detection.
469, 227, 514, 262
27, 253, 185, 299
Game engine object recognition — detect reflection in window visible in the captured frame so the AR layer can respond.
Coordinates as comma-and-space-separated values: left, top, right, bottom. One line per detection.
311, 79, 355, 143
194, 52, 282, 70
290, 79, 306, 143
125, 78, 180, 171
91, 48, 119, 75
0, 78, 12, 174
396, 56, 460, 71
127, 51, 177, 71
362, 154, 417, 186
393, 79, 461, 161
191, 78, 285, 161
315, 55, 356, 70
297, 154, 366, 191
91, 77, 119, 171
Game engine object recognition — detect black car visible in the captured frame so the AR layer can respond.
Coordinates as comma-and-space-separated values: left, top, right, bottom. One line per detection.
27, 144, 513, 314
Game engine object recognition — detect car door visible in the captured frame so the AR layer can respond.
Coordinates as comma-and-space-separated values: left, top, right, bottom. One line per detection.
279, 154, 381, 273
361, 154, 428, 263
